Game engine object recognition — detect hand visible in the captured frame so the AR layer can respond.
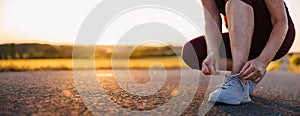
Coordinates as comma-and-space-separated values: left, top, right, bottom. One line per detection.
202, 52, 220, 75
240, 58, 268, 83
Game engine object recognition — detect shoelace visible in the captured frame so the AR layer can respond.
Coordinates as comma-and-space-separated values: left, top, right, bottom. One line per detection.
218, 72, 245, 91
223, 74, 239, 87
218, 69, 266, 92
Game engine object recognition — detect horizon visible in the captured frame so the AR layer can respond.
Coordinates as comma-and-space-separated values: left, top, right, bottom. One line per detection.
0, 43, 300, 54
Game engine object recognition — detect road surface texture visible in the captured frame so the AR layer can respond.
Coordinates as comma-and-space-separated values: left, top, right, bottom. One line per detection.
0, 68, 300, 116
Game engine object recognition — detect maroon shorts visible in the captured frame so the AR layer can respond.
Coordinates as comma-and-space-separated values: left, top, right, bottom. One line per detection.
182, 0, 295, 69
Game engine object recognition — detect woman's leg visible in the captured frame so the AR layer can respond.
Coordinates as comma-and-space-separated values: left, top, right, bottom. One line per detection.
182, 33, 232, 71
225, 0, 254, 83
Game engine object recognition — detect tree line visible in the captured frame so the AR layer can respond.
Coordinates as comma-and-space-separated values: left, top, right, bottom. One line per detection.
0, 43, 182, 59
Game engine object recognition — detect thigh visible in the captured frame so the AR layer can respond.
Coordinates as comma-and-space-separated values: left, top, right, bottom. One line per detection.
182, 33, 232, 69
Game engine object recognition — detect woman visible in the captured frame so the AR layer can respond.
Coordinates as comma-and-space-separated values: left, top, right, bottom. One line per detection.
182, 0, 295, 105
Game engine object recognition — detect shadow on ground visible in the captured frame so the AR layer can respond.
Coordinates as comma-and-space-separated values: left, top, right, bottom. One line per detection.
203, 96, 300, 116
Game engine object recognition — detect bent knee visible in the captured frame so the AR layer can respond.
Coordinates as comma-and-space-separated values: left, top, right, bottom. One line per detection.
182, 42, 200, 69
182, 40, 207, 69
226, 0, 253, 11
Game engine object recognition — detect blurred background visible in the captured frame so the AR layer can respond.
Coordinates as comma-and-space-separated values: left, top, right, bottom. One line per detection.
0, 0, 299, 72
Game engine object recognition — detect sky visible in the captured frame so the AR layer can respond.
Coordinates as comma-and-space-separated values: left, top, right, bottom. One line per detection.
0, 0, 299, 52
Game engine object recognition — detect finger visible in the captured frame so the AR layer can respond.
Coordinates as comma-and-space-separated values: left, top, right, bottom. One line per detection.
202, 63, 210, 75
248, 70, 262, 82
243, 71, 258, 80
205, 66, 212, 75
201, 63, 205, 71
259, 67, 266, 76
252, 71, 263, 82
250, 75, 260, 82
207, 62, 217, 75
254, 76, 262, 83
201, 64, 207, 75
240, 62, 251, 74
241, 67, 253, 78
241, 65, 254, 77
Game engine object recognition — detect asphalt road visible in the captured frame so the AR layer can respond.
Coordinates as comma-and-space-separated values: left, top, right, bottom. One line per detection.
0, 69, 299, 116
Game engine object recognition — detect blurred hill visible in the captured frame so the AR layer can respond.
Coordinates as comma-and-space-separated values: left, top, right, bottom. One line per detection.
0, 43, 72, 59
0, 43, 182, 59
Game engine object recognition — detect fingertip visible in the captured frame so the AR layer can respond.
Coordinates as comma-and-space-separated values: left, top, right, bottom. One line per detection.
254, 77, 261, 83
240, 68, 245, 74
240, 72, 247, 77
203, 72, 211, 75
243, 75, 251, 80
240, 72, 245, 77
240, 68, 247, 75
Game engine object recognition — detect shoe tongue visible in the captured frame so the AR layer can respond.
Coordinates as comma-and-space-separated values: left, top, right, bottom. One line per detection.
220, 72, 240, 78
221, 75, 239, 89
229, 76, 241, 85
227, 73, 240, 78
226, 74, 247, 91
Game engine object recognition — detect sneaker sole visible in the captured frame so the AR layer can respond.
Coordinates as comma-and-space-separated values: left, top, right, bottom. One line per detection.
209, 95, 251, 105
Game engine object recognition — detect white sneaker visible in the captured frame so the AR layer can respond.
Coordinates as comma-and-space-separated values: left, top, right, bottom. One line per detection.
248, 80, 257, 95
209, 73, 251, 105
